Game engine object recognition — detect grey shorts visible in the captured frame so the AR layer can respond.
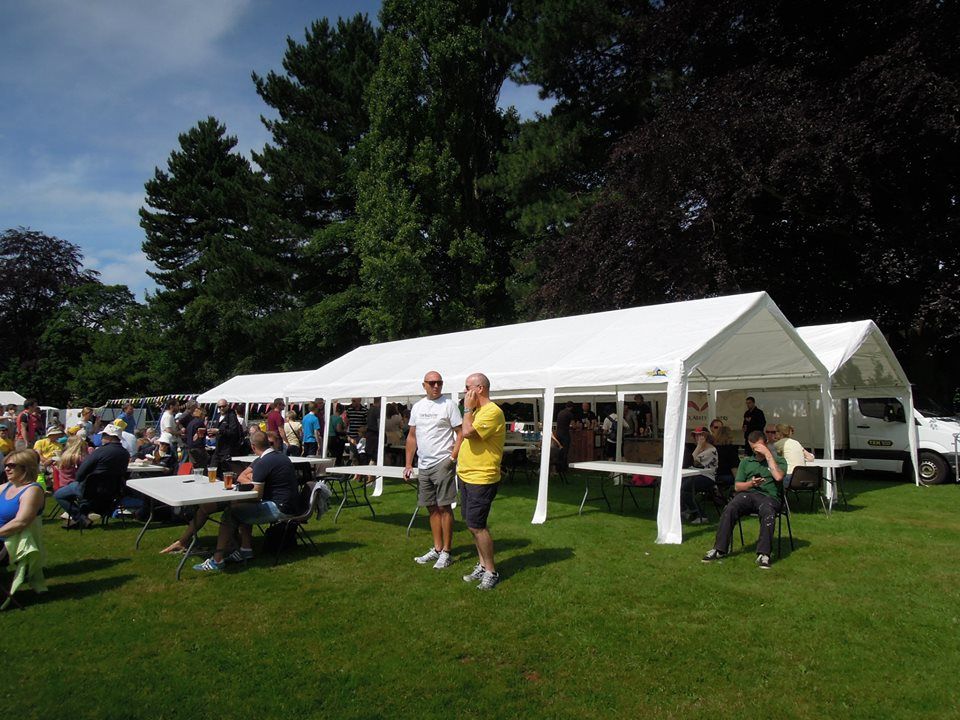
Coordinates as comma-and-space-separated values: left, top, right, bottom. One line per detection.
418, 457, 457, 507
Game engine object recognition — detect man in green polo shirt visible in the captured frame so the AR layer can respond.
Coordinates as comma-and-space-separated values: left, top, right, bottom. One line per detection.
702, 429, 786, 569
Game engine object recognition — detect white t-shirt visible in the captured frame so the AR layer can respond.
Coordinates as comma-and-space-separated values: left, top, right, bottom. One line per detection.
409, 397, 463, 469
160, 410, 178, 440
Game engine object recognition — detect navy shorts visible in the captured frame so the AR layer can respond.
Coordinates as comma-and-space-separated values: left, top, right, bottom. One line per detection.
459, 480, 499, 529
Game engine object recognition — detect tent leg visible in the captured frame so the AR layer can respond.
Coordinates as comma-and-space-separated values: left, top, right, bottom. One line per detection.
532, 390, 554, 524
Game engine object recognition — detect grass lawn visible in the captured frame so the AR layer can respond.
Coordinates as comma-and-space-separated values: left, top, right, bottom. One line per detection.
4, 473, 960, 719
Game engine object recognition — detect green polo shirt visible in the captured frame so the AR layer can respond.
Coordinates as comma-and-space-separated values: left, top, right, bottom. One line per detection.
734, 451, 787, 499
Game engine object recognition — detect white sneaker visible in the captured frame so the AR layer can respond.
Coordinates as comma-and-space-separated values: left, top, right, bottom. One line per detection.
414, 548, 440, 564
59, 512, 70, 521
477, 570, 500, 590
433, 551, 452, 569
462, 563, 485, 583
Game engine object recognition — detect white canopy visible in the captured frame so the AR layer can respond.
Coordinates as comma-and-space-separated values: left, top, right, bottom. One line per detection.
287, 291, 829, 543
798, 321, 919, 483
196, 371, 316, 404
0, 391, 25, 406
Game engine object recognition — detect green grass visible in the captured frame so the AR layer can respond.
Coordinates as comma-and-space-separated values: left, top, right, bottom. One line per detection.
5, 474, 960, 719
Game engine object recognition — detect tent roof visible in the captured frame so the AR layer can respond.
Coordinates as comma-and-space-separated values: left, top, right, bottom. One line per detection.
196, 371, 316, 404
0, 391, 25, 406
286, 292, 827, 400
797, 321, 910, 397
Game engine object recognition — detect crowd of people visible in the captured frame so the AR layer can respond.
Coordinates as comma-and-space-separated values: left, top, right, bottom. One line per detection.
0, 387, 818, 605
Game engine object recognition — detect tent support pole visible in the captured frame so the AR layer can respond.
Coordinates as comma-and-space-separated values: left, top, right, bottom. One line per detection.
321, 397, 331, 460
902, 391, 920, 485
820, 383, 836, 504
532, 389, 555, 524
656, 363, 688, 544
373, 397, 388, 496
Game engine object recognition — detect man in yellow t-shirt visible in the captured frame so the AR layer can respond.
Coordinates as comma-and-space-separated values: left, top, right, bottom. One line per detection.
457, 372, 505, 590
0, 423, 14, 455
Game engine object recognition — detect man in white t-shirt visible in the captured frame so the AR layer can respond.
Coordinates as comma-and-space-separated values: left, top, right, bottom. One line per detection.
159, 400, 181, 458
404, 370, 463, 569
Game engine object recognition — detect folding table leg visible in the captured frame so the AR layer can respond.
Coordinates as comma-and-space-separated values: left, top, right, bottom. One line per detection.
407, 503, 420, 537
175, 531, 198, 581
135, 499, 155, 550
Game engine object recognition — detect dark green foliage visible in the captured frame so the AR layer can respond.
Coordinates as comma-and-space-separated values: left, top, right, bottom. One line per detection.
252, 15, 381, 364
531, 0, 960, 403
353, 0, 519, 340
140, 117, 294, 390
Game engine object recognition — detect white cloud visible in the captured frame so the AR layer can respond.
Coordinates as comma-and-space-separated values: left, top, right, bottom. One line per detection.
85, 249, 154, 299
0, 155, 143, 227
18, 1, 254, 88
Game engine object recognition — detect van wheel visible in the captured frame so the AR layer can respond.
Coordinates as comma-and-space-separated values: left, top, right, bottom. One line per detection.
918, 451, 949, 485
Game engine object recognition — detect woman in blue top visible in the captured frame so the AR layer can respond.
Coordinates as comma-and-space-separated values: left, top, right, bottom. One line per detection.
0, 450, 45, 543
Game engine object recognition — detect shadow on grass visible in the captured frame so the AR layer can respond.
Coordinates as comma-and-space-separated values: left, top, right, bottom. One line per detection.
44, 557, 130, 578
19, 573, 138, 608
499, 546, 575, 580
451, 537, 531, 557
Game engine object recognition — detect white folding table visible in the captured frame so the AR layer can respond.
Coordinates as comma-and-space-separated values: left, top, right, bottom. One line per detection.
570, 460, 702, 515
324, 465, 410, 523
230, 454, 334, 487
805, 459, 858, 514
126, 474, 259, 580
126, 463, 170, 477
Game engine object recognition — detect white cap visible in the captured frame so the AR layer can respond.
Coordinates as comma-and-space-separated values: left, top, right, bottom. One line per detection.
158, 432, 175, 445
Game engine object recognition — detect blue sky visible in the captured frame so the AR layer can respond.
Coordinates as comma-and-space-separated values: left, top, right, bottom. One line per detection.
0, 1, 548, 299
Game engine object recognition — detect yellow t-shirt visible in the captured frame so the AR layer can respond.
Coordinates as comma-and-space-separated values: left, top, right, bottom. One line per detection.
0, 437, 13, 454
457, 401, 505, 485
33, 438, 61, 462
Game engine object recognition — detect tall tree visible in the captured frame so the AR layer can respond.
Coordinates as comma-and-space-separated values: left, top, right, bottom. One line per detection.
140, 117, 292, 390
489, 0, 655, 312
532, 0, 960, 404
354, 0, 519, 341
252, 15, 381, 362
0, 228, 99, 399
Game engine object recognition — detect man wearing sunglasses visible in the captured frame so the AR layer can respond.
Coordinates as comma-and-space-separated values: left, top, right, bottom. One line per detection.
405, 371, 463, 569
458, 372, 506, 590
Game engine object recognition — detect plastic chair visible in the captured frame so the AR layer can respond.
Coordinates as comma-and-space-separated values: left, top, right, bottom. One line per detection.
788, 466, 827, 513
262, 481, 333, 565
733, 485, 794, 557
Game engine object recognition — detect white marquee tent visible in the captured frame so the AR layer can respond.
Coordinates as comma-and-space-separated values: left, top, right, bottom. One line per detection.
286, 292, 831, 543
797, 320, 919, 484
0, 391, 26, 406
196, 370, 316, 405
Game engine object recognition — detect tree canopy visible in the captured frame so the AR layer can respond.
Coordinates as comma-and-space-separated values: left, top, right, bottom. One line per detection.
5, 1, 959, 409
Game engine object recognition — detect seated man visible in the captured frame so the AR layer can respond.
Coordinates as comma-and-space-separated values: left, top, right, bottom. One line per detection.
53, 423, 130, 529
194, 431, 303, 571
702, 429, 786, 569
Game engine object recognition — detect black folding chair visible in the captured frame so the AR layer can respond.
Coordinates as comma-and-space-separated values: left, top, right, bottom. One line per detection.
788, 466, 827, 513
0, 546, 24, 611
733, 485, 794, 557
261, 481, 333, 565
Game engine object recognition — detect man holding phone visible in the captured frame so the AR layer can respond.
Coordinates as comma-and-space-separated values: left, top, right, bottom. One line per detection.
702, 429, 786, 569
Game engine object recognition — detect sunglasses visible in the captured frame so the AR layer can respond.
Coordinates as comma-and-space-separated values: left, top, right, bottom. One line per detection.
424, 380, 443, 387
3, 463, 18, 470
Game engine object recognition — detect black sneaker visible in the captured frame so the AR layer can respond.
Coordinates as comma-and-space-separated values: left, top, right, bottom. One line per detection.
701, 548, 726, 563
757, 554, 771, 570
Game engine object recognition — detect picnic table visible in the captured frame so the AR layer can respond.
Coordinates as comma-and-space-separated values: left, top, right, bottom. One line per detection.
569, 460, 702, 515
126, 474, 259, 580
805, 458, 858, 513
